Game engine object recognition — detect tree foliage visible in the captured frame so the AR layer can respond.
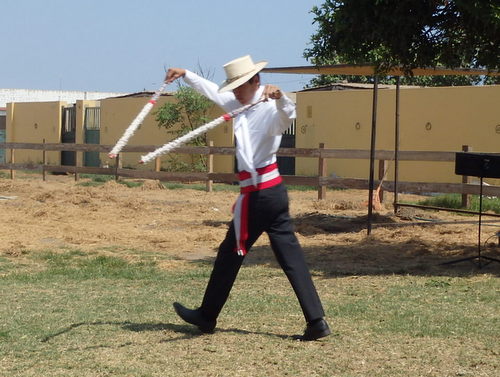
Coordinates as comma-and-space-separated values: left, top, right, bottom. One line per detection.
304, 0, 500, 87
155, 85, 213, 171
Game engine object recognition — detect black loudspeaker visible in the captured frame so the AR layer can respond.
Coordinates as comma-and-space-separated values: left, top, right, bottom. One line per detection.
455, 152, 500, 179
443, 152, 500, 268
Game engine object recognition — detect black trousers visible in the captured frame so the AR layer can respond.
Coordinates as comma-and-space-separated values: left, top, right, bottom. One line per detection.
200, 183, 325, 323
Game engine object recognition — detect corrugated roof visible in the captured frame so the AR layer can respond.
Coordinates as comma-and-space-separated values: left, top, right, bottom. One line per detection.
263, 64, 499, 77
110, 91, 175, 99
299, 82, 420, 91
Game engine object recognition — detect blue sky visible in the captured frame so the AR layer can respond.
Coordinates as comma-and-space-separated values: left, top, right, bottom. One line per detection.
2, 0, 322, 93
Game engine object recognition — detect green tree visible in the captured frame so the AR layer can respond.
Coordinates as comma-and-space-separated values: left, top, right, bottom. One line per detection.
304, 0, 500, 87
155, 84, 213, 171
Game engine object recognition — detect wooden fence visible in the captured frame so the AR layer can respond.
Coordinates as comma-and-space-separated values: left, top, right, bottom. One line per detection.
1, 142, 500, 204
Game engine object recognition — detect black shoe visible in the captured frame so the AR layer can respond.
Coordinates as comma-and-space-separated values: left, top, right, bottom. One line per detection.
300, 318, 331, 341
173, 302, 216, 333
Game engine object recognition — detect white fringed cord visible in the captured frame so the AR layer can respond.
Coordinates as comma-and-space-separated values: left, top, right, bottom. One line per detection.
108, 82, 168, 158
140, 99, 265, 164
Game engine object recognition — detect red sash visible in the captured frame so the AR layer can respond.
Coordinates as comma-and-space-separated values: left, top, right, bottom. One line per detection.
233, 163, 282, 256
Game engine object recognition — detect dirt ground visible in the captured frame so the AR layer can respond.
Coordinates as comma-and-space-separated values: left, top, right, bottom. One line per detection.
1, 173, 499, 276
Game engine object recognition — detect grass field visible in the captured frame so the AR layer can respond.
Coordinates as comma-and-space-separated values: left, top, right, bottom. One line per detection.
418, 193, 500, 214
1, 248, 498, 377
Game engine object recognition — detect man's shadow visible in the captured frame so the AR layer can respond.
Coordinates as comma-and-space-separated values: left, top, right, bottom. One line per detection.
41, 321, 296, 345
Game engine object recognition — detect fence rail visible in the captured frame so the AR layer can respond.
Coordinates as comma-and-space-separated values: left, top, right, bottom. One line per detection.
1, 142, 500, 200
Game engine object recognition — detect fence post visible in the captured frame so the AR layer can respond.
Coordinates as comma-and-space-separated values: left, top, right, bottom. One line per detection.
155, 157, 161, 172
318, 143, 326, 200
378, 159, 388, 203
10, 148, 15, 180
461, 145, 471, 208
115, 153, 120, 181
42, 139, 46, 182
206, 140, 214, 192
74, 149, 80, 182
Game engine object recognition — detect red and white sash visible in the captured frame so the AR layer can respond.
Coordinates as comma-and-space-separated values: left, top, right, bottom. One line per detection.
233, 163, 282, 256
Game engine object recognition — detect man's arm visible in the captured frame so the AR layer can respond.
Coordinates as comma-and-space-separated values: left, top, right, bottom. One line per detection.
262, 84, 296, 135
165, 68, 235, 110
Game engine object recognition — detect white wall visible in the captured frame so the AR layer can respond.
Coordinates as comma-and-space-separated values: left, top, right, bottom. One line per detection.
0, 88, 127, 107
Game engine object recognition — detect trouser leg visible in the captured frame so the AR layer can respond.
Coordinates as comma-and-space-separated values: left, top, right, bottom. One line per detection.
263, 185, 325, 323
200, 183, 325, 324
200, 221, 263, 321
267, 213, 325, 322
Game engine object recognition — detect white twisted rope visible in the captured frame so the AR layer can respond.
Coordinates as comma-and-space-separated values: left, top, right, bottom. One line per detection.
108, 82, 168, 158
140, 99, 265, 164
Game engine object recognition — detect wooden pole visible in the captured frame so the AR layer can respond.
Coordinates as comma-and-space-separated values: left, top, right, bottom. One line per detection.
378, 159, 388, 203
74, 150, 79, 182
10, 148, 15, 180
155, 157, 161, 172
42, 139, 46, 182
318, 143, 326, 200
206, 140, 214, 192
115, 153, 120, 181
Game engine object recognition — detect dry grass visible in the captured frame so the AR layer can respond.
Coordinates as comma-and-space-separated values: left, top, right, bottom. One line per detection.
1, 173, 499, 376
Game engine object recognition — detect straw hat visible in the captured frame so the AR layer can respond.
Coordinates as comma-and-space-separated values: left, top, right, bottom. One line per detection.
218, 55, 268, 93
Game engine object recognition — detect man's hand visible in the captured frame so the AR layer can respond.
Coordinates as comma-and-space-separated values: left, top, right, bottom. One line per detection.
165, 68, 186, 84
262, 84, 282, 101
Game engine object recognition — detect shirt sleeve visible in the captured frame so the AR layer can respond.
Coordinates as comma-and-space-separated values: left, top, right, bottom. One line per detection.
183, 70, 235, 111
269, 93, 297, 135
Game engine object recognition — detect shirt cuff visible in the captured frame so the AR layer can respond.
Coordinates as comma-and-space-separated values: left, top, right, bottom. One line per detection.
276, 93, 296, 115
183, 70, 196, 84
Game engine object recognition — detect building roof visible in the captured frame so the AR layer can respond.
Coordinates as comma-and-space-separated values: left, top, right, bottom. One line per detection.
299, 82, 420, 92
110, 91, 174, 99
0, 88, 129, 107
262, 64, 499, 77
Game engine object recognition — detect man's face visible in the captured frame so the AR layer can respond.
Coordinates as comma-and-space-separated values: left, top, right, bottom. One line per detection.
232, 76, 260, 105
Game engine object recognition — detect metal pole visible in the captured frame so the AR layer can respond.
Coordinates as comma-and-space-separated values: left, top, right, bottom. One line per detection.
461, 145, 471, 208
478, 176, 483, 266
367, 75, 379, 235
393, 76, 400, 213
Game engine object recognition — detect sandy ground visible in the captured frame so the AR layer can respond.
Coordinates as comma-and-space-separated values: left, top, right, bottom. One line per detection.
1, 173, 499, 276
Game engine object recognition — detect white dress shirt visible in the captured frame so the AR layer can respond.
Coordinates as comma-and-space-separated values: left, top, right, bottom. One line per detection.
183, 70, 296, 182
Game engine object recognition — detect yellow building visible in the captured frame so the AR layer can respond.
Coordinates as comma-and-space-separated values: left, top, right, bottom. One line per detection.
5, 85, 500, 185
295, 85, 500, 185
6, 93, 232, 172
98, 94, 231, 171
6, 101, 66, 165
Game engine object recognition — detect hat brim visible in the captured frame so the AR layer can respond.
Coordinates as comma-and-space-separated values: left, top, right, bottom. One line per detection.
218, 61, 268, 93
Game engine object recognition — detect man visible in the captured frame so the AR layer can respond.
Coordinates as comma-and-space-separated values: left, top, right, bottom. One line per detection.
165, 55, 330, 341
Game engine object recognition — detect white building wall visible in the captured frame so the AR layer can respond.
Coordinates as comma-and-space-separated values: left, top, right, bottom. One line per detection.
0, 88, 127, 107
